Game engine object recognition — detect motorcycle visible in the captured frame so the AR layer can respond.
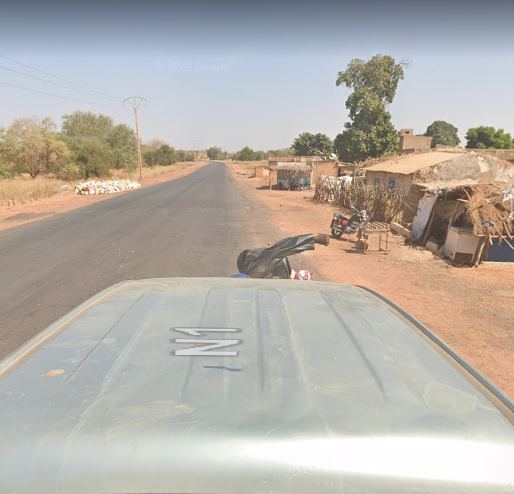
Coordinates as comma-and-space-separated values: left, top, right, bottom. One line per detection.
330, 205, 368, 240
295, 181, 310, 191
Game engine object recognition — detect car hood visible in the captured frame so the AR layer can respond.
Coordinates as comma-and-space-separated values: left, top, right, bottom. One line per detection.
1, 277, 514, 494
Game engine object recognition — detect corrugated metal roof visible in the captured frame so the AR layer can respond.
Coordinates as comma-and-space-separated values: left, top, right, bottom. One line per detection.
364, 152, 463, 174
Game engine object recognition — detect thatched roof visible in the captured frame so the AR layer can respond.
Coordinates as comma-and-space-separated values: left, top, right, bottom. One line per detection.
268, 162, 312, 172
431, 183, 513, 240
464, 183, 513, 238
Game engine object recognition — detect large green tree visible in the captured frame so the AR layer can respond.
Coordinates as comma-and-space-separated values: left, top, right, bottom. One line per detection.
61, 111, 115, 140
424, 120, 460, 147
67, 136, 115, 178
334, 114, 398, 163
465, 126, 514, 149
206, 146, 226, 160
107, 123, 138, 170
2, 117, 70, 178
235, 146, 258, 161
292, 133, 333, 157
334, 55, 408, 162
143, 143, 177, 166
61, 111, 140, 174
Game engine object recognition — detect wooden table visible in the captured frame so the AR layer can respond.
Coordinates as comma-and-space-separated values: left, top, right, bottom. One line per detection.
359, 222, 391, 253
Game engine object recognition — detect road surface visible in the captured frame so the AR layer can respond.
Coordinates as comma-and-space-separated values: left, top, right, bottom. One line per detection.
0, 162, 320, 360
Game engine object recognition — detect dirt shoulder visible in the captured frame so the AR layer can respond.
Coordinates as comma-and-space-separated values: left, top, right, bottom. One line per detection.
0, 162, 207, 232
228, 161, 514, 399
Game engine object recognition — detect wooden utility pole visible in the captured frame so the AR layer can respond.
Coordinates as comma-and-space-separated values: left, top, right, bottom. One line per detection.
193, 140, 197, 162
134, 106, 143, 179
123, 97, 147, 180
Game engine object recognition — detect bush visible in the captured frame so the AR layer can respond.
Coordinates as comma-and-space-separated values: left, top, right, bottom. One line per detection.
206, 146, 226, 160
66, 136, 114, 178
144, 144, 177, 167
0, 163, 16, 179
176, 150, 195, 162
56, 163, 82, 181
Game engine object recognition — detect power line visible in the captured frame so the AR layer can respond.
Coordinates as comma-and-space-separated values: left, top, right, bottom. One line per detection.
139, 108, 160, 134
0, 64, 121, 103
0, 80, 121, 108
0, 54, 121, 102
139, 107, 169, 135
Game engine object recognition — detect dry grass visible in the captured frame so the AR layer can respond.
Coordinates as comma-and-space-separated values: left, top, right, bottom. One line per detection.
466, 184, 513, 239
230, 160, 268, 170
110, 162, 193, 180
229, 160, 267, 178
0, 176, 63, 205
0, 162, 196, 205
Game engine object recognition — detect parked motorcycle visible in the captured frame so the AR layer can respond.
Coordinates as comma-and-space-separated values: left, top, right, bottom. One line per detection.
295, 181, 310, 191
330, 205, 368, 240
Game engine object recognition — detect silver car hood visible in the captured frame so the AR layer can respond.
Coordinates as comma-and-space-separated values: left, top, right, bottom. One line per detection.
1, 277, 514, 494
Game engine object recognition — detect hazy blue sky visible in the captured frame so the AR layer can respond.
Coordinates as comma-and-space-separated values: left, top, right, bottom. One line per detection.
1, 0, 513, 152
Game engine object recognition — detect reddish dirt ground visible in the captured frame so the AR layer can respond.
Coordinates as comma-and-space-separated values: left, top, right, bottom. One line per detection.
229, 162, 514, 400
0, 163, 207, 232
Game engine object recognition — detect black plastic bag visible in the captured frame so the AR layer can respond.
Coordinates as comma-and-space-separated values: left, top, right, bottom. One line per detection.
236, 233, 316, 279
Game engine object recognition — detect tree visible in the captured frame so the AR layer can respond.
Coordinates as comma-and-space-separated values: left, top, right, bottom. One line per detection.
424, 120, 460, 147
292, 133, 333, 157
0, 162, 15, 179
465, 126, 514, 149
156, 145, 177, 166
67, 136, 114, 178
235, 146, 257, 161
334, 114, 398, 163
176, 150, 195, 162
267, 147, 294, 157
61, 111, 114, 140
0, 133, 16, 178
334, 55, 408, 162
206, 146, 226, 160
2, 117, 70, 178
143, 143, 177, 166
254, 150, 267, 161
107, 123, 138, 170
232, 147, 268, 161
144, 138, 167, 152
61, 111, 141, 173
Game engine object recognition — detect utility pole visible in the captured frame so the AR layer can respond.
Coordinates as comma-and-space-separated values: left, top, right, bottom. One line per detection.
123, 97, 147, 180
193, 140, 197, 162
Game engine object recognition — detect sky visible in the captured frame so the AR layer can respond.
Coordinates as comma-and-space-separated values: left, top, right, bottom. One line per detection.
0, 0, 513, 152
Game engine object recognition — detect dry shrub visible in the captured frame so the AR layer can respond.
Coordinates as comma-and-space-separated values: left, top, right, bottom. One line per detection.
0, 176, 63, 205
466, 185, 512, 238
314, 177, 407, 223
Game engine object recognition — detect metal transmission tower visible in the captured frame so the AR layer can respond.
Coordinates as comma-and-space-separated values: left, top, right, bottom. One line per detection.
123, 97, 147, 180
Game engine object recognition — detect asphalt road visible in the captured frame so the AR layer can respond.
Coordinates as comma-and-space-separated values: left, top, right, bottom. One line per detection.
0, 162, 320, 360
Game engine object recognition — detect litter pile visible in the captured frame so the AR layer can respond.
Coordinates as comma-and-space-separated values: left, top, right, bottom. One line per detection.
74, 179, 142, 195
